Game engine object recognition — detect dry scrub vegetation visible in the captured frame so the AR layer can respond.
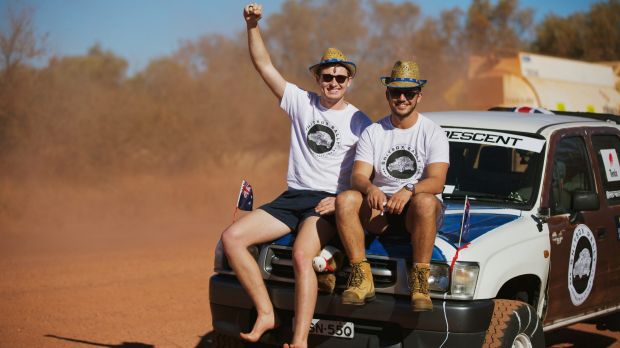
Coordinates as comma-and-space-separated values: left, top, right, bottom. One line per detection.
0, 2, 618, 346
0, 0, 618, 231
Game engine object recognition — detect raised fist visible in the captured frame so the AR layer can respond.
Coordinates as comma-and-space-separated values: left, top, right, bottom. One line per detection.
243, 3, 263, 26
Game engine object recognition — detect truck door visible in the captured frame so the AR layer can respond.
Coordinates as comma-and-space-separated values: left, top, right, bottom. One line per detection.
590, 131, 620, 306
544, 131, 609, 323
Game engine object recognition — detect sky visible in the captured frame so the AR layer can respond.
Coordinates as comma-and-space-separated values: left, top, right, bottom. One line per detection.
2, 0, 601, 76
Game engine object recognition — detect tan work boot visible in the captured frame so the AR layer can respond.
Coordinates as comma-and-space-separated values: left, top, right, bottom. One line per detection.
341, 261, 375, 305
410, 263, 433, 312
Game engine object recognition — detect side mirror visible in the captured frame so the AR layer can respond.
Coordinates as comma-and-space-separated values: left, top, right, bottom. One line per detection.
569, 191, 599, 225
572, 191, 599, 211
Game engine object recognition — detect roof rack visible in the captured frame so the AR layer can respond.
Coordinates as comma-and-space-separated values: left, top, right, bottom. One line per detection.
488, 106, 620, 124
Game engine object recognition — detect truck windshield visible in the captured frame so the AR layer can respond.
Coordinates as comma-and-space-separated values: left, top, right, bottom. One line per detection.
442, 129, 545, 207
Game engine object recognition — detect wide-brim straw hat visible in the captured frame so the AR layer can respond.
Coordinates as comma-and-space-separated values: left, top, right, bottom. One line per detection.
380, 60, 427, 88
308, 48, 357, 77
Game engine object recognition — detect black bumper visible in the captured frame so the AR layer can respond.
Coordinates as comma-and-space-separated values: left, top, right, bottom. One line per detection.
209, 275, 494, 347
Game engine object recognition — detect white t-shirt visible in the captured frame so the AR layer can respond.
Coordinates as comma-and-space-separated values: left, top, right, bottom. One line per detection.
355, 114, 450, 195
280, 83, 372, 194
280, 83, 372, 193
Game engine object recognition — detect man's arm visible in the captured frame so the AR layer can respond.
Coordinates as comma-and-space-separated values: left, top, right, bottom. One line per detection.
244, 4, 286, 100
351, 161, 386, 211
385, 162, 448, 215
415, 162, 449, 195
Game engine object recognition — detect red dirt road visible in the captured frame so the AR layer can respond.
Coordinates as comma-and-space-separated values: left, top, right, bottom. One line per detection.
1, 172, 619, 347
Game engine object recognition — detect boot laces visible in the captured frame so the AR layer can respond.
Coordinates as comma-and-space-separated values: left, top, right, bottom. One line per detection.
410, 267, 430, 295
418, 268, 430, 294
347, 263, 365, 288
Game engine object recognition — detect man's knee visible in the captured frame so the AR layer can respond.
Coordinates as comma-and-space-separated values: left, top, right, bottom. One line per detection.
335, 190, 362, 216
291, 248, 314, 272
221, 223, 247, 253
410, 193, 440, 219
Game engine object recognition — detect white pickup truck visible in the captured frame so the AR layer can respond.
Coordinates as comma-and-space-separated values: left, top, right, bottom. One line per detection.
209, 109, 620, 347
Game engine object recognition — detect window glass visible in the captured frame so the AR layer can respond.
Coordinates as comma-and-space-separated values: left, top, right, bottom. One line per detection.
442, 127, 545, 208
445, 143, 543, 206
550, 137, 593, 214
591, 134, 620, 205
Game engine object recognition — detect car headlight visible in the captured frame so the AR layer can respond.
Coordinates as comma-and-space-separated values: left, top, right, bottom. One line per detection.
451, 262, 479, 299
429, 263, 450, 292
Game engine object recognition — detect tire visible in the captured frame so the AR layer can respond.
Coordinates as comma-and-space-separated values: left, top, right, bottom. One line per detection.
211, 332, 245, 348
483, 299, 545, 348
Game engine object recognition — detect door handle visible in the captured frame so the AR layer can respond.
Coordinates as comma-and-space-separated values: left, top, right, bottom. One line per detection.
597, 227, 606, 240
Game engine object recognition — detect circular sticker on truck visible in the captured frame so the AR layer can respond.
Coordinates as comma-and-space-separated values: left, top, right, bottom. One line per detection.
567, 224, 597, 306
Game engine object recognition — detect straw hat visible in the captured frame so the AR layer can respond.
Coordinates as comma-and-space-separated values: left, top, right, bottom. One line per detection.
308, 48, 357, 77
380, 61, 427, 88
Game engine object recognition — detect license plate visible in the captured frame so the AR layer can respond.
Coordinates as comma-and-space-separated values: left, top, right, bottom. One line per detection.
309, 318, 354, 339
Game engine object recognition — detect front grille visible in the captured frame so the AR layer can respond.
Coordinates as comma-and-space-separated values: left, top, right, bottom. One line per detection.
269, 247, 294, 279
265, 245, 397, 288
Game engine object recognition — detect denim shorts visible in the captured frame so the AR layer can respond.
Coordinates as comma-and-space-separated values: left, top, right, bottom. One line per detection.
259, 188, 336, 231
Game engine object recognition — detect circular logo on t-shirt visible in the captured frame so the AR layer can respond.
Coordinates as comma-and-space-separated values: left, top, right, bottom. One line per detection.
381, 145, 423, 181
567, 224, 597, 306
306, 120, 340, 158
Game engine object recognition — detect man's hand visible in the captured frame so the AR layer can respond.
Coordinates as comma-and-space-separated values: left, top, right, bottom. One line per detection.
243, 3, 263, 27
315, 196, 336, 216
386, 189, 412, 215
366, 185, 387, 211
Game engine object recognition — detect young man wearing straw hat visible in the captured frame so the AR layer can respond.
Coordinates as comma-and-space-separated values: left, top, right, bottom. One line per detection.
220, 3, 371, 347
335, 61, 449, 311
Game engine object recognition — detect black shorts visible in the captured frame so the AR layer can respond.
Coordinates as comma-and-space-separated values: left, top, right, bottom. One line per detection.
259, 189, 336, 231
385, 198, 446, 234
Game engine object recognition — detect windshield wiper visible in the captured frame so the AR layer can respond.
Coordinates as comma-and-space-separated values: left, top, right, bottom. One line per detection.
443, 192, 525, 203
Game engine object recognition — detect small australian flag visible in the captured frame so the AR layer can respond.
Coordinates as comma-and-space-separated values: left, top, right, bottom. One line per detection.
237, 180, 254, 211
461, 196, 471, 238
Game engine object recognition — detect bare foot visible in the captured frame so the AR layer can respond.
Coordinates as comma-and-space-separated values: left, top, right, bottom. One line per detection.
283, 343, 306, 348
239, 313, 278, 342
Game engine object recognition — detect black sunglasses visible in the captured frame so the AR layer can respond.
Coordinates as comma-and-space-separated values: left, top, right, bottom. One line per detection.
388, 88, 420, 100
321, 74, 349, 84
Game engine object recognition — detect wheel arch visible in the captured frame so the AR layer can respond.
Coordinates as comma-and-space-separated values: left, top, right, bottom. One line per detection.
496, 274, 542, 308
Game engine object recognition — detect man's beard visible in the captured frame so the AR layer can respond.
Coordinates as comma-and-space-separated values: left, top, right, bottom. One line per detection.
390, 101, 417, 117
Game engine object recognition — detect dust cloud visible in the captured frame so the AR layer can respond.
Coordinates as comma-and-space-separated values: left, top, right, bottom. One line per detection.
3, 0, 617, 346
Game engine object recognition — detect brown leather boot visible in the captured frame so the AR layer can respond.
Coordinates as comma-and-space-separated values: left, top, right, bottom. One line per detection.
410, 263, 433, 312
341, 261, 375, 305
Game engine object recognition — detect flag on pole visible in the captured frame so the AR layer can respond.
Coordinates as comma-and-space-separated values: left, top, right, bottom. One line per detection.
458, 196, 471, 248
237, 180, 254, 211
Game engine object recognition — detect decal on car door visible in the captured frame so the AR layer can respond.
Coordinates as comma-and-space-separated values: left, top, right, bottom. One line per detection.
600, 149, 620, 182
568, 224, 597, 306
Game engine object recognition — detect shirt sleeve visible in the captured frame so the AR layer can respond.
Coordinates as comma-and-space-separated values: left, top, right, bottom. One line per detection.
427, 123, 450, 165
354, 126, 375, 165
279, 82, 305, 121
